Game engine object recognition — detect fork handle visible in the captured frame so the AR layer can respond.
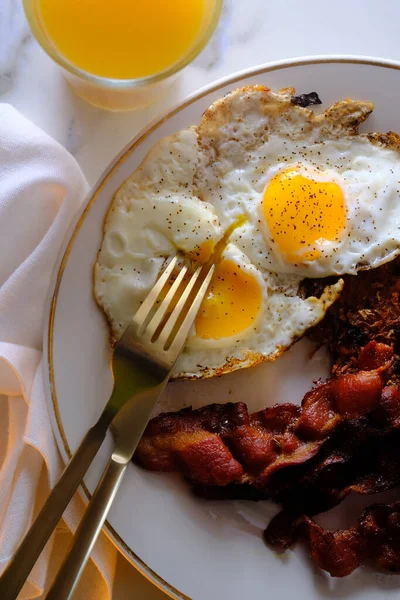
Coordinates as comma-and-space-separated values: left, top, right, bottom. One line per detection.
0, 413, 110, 600
46, 453, 128, 600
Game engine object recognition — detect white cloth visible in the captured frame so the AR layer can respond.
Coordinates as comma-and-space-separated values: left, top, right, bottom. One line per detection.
0, 104, 119, 599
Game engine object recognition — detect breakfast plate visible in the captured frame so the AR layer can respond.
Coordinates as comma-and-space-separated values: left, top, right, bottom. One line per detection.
45, 57, 400, 599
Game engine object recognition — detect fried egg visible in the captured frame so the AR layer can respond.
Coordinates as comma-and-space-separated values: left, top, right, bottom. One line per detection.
95, 86, 400, 379
178, 242, 341, 376
196, 87, 400, 279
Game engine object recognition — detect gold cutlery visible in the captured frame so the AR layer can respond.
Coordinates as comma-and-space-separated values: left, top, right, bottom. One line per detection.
0, 257, 214, 600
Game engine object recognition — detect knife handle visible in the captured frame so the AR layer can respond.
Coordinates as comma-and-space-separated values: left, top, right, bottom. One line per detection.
45, 453, 128, 600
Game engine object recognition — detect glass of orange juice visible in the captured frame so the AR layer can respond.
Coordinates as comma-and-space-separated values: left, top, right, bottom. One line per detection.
23, 0, 223, 111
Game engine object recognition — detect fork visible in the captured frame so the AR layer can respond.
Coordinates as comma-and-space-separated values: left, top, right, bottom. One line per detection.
0, 257, 214, 600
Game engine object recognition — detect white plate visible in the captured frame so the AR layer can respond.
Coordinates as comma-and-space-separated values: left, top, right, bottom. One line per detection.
45, 57, 400, 600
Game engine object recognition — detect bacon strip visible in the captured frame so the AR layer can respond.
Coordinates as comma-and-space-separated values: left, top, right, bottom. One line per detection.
195, 413, 400, 509
265, 501, 400, 577
265, 414, 400, 513
135, 402, 305, 487
135, 342, 393, 490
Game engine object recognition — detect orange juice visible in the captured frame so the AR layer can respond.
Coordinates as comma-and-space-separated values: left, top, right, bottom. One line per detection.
37, 0, 208, 79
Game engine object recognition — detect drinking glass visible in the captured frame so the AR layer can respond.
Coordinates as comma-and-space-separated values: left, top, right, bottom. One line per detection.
23, 0, 223, 111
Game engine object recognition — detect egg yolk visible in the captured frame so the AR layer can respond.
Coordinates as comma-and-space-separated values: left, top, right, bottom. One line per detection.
187, 240, 215, 264
195, 259, 262, 340
262, 168, 346, 263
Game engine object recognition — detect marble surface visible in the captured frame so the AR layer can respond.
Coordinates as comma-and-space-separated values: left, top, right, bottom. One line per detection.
3, 0, 400, 597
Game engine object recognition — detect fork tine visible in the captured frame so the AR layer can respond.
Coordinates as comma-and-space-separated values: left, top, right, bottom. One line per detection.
167, 265, 215, 356
159, 264, 215, 352
133, 256, 178, 329
157, 265, 203, 348
145, 264, 189, 339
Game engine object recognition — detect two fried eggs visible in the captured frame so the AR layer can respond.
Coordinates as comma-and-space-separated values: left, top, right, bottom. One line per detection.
95, 86, 400, 378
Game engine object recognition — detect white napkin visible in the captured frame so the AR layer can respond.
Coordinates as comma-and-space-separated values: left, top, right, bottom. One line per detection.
0, 104, 118, 599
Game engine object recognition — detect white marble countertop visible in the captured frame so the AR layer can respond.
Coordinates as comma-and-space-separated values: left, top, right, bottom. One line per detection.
3, 0, 400, 597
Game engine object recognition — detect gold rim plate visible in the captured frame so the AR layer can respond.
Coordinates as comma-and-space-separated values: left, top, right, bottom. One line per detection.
45, 56, 400, 599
